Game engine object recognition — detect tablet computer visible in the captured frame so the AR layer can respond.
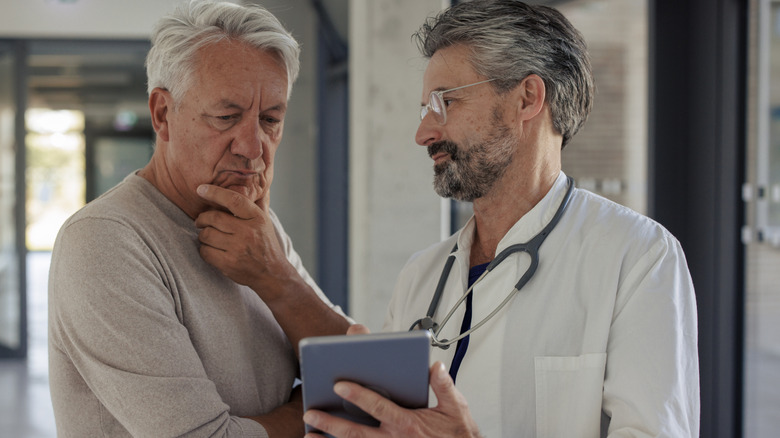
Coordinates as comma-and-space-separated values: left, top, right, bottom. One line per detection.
299, 330, 431, 434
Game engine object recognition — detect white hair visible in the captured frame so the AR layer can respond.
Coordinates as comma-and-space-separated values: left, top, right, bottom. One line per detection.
145, 0, 300, 102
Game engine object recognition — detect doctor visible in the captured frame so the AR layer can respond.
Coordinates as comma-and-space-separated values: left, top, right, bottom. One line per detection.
304, 1, 700, 437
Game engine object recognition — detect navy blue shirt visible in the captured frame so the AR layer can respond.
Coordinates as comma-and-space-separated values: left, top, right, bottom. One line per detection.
449, 262, 490, 383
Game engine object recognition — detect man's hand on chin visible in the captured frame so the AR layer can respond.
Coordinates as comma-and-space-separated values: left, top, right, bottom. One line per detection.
194, 184, 291, 293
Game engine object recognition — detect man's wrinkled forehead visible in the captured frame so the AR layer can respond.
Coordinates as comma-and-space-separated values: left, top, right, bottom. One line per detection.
188, 41, 289, 101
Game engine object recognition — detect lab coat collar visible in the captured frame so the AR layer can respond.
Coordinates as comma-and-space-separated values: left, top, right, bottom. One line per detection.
454, 171, 571, 260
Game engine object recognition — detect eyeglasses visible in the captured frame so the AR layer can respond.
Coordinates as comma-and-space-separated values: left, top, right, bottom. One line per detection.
419, 78, 497, 125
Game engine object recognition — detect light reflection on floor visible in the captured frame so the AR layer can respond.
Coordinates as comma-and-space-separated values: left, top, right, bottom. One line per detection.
0, 252, 56, 438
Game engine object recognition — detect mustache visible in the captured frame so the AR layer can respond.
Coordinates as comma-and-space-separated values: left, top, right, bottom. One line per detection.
427, 140, 459, 161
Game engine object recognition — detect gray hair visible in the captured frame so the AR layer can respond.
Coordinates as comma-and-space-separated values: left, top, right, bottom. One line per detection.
146, 0, 300, 102
414, 0, 594, 148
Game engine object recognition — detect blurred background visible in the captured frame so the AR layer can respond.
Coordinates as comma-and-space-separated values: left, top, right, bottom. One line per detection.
0, 0, 776, 437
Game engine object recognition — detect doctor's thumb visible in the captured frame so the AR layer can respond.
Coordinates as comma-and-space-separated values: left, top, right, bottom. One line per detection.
430, 362, 457, 401
430, 361, 483, 437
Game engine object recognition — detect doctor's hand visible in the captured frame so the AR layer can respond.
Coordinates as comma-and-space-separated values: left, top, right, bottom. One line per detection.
303, 361, 483, 438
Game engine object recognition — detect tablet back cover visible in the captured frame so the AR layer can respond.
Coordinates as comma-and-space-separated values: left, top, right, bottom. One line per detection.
300, 330, 431, 432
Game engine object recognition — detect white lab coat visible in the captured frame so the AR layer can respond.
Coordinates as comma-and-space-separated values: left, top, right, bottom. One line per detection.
383, 172, 700, 437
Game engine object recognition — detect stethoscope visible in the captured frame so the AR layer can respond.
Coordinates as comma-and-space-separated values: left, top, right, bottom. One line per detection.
409, 176, 575, 349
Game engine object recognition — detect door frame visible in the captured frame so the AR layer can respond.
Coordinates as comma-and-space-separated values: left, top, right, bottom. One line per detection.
0, 39, 28, 359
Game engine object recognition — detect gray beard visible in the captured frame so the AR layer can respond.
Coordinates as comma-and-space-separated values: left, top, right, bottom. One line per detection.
432, 119, 516, 202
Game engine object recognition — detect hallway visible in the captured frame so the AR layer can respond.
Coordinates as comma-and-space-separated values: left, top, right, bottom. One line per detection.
0, 252, 55, 438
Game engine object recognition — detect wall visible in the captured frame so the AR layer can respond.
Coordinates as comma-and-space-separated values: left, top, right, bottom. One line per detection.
348, 0, 446, 330
260, 0, 320, 279
0, 0, 190, 39
558, 0, 648, 215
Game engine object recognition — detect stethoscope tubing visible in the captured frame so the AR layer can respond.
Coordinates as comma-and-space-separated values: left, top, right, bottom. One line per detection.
411, 176, 575, 349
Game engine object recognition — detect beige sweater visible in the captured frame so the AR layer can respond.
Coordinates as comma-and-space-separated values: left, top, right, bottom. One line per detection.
48, 174, 338, 437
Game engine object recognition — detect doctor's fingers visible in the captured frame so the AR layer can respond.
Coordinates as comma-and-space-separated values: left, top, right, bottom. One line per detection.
303, 409, 387, 438
428, 362, 481, 437
331, 382, 426, 436
429, 362, 469, 412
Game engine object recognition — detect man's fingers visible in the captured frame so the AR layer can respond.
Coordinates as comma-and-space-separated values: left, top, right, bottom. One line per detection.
195, 211, 241, 253
194, 210, 232, 234
198, 242, 225, 267
346, 324, 371, 336
197, 184, 259, 219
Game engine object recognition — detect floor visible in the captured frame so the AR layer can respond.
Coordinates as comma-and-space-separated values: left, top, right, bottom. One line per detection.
0, 252, 56, 438
744, 349, 780, 437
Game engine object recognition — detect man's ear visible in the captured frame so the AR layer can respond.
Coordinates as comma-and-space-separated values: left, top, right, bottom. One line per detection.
149, 88, 172, 142
515, 74, 546, 122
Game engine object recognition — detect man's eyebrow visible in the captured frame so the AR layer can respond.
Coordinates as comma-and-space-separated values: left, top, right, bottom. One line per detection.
263, 102, 287, 113
420, 86, 451, 106
210, 100, 287, 114
215, 99, 246, 110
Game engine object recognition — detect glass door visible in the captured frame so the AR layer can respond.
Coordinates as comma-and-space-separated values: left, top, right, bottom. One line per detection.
0, 41, 26, 358
744, 0, 780, 435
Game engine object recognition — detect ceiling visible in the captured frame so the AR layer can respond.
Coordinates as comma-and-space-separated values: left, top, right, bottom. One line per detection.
26, 40, 152, 133
23, 1, 349, 134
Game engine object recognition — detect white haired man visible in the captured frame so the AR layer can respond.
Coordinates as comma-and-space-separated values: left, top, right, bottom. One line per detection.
48, 2, 350, 437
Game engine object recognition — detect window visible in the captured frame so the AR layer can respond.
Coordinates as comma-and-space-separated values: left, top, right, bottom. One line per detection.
744, 1, 780, 436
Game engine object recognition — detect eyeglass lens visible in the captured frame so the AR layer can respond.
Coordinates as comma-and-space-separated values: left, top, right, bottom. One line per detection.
421, 91, 446, 125
420, 79, 498, 125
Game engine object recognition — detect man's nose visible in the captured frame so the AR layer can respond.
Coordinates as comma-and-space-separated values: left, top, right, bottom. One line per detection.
230, 118, 264, 161
415, 112, 443, 147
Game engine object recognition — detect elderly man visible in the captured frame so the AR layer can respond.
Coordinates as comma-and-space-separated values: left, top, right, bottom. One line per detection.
304, 1, 700, 437
48, 2, 349, 437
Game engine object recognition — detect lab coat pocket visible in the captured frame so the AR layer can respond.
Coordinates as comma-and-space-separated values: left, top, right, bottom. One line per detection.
535, 353, 606, 438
